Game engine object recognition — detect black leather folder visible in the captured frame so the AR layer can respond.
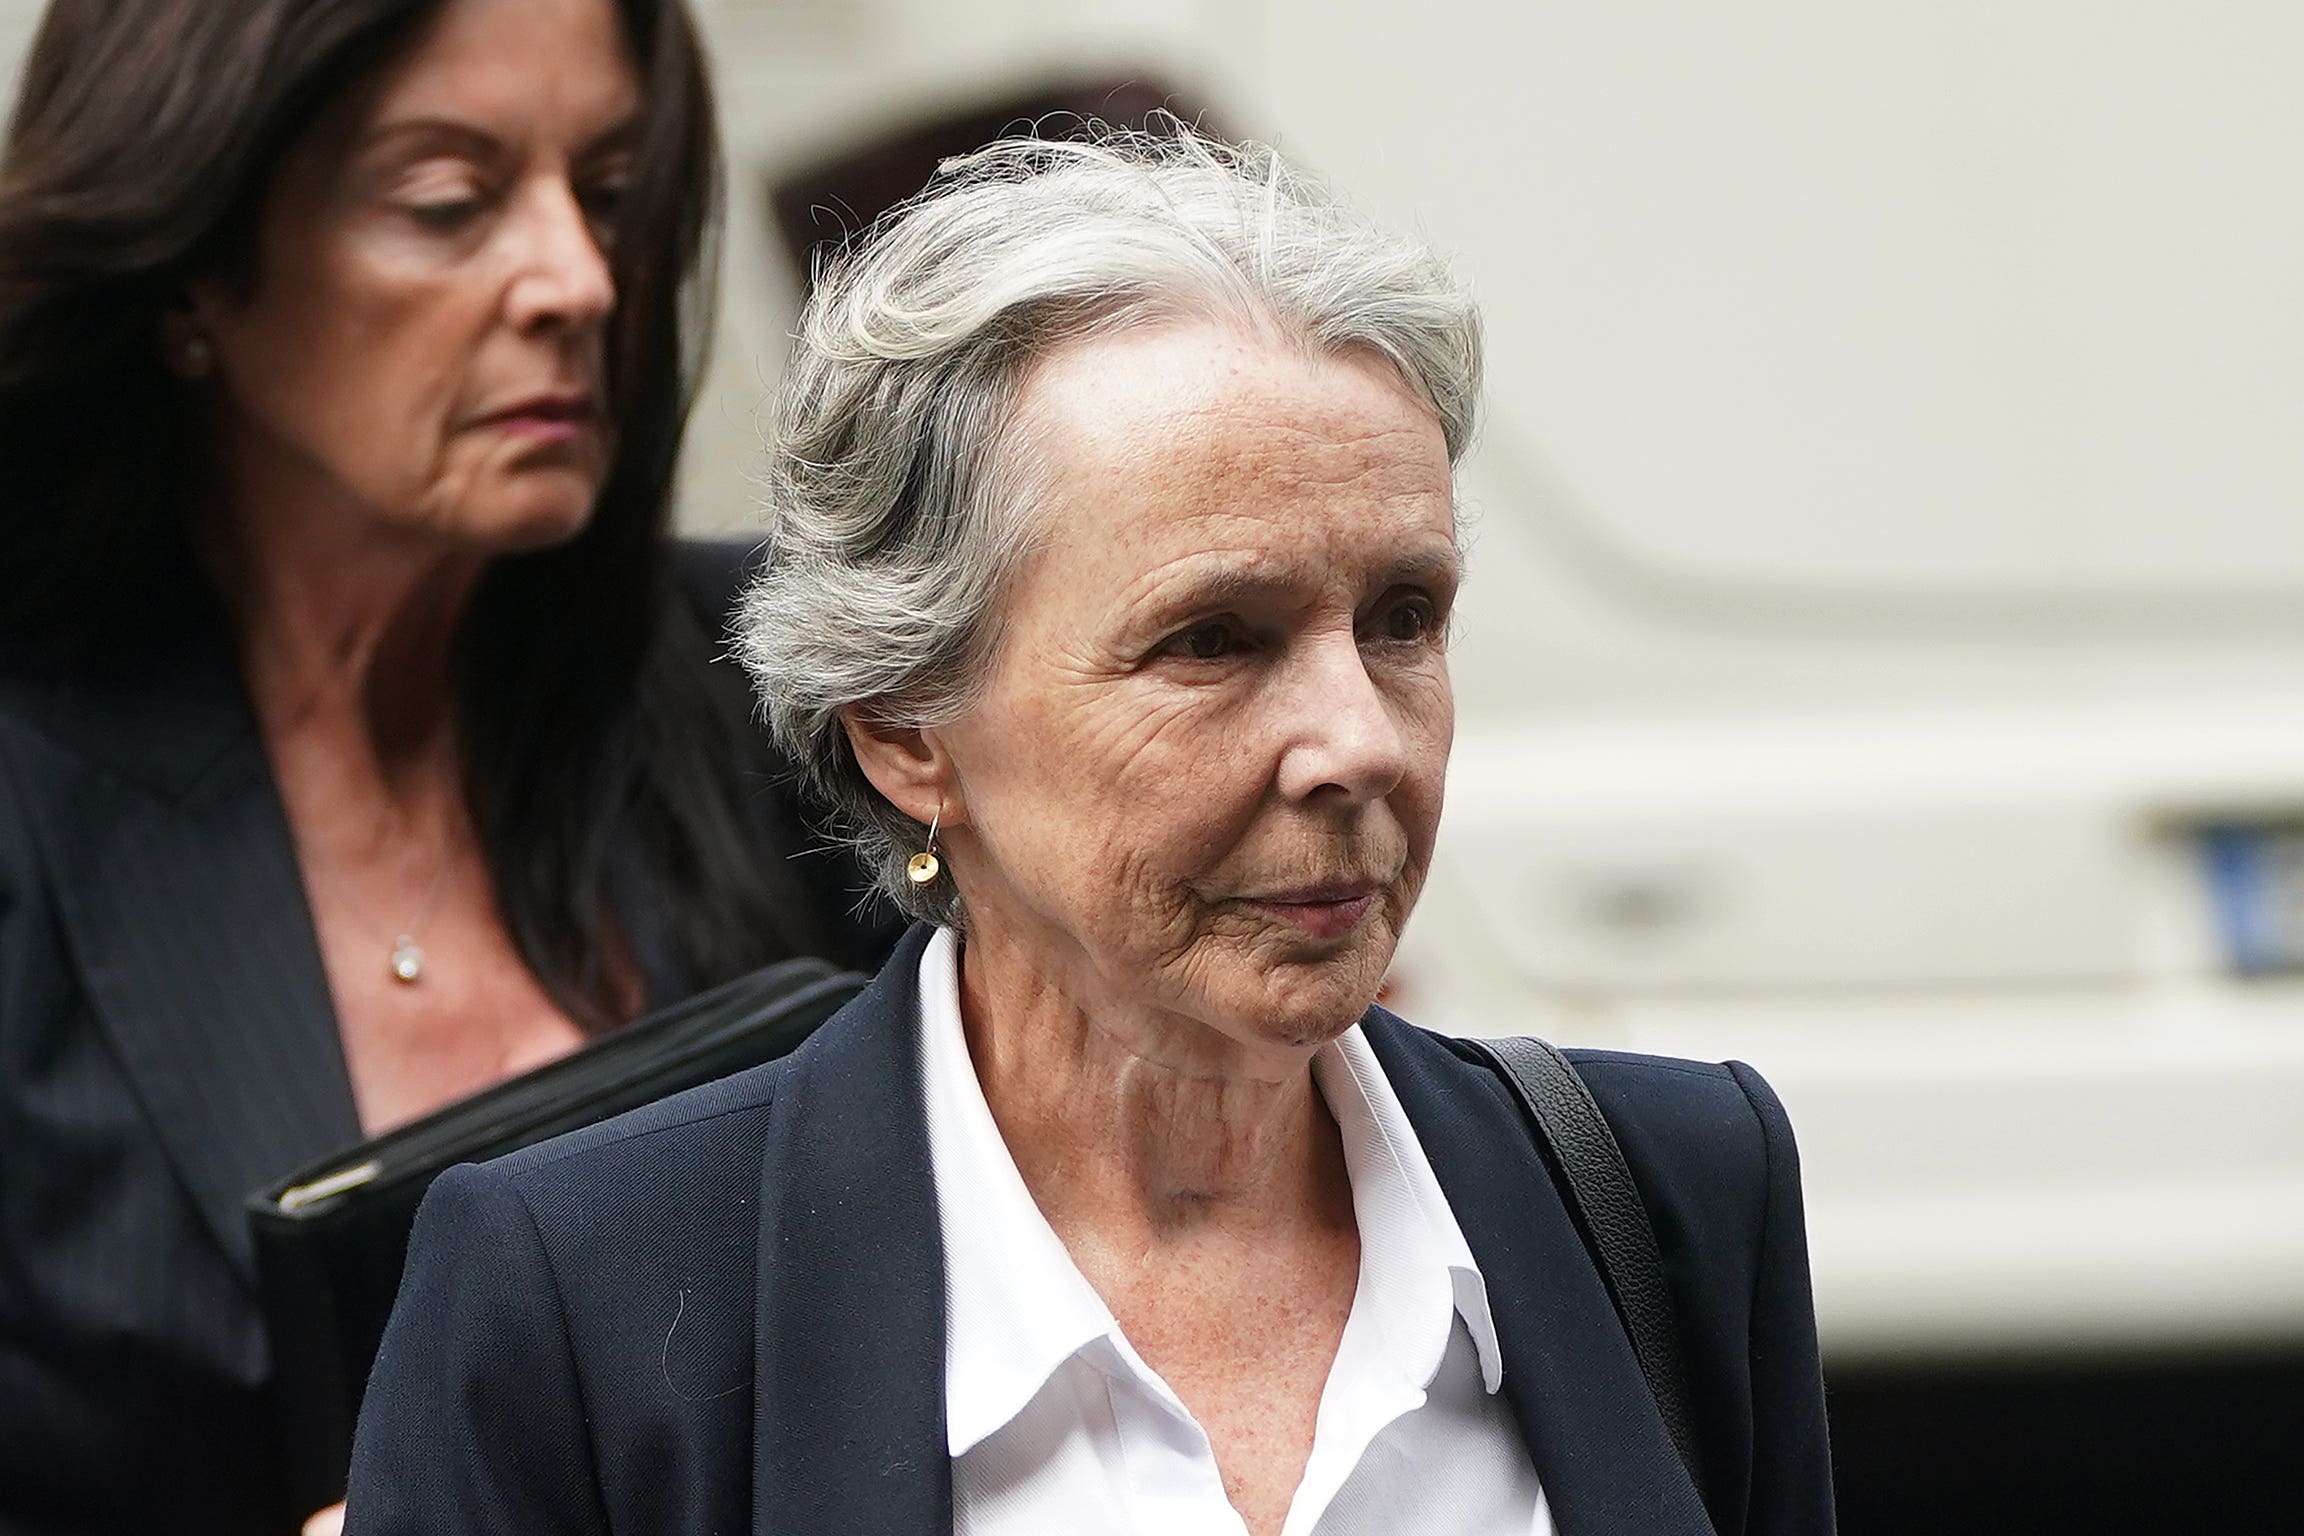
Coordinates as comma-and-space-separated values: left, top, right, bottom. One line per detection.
247, 955, 866, 1512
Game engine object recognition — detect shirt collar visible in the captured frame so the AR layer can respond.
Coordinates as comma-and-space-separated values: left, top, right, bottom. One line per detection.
920, 928, 1503, 1459
1315, 1022, 1506, 1396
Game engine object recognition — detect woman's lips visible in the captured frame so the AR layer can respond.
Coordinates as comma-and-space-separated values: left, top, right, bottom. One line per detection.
1243, 885, 1382, 941
478, 395, 597, 444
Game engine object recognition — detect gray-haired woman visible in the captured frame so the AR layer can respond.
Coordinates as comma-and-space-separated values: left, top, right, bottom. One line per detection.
346, 129, 1835, 1536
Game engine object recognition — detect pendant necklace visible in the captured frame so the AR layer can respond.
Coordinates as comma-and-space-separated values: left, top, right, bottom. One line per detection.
384, 846, 458, 984
325, 834, 461, 986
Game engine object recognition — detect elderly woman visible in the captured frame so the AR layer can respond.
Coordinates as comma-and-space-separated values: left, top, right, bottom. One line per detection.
347, 130, 1835, 1536
0, 1, 894, 1532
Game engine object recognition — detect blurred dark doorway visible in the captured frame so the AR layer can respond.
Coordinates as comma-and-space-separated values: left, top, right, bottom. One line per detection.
766, 76, 1212, 293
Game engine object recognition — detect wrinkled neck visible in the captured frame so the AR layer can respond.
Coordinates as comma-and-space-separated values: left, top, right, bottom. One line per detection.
956, 926, 1350, 1241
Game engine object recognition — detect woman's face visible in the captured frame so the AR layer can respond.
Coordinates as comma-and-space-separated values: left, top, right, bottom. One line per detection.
934, 321, 1459, 1059
189, 0, 639, 552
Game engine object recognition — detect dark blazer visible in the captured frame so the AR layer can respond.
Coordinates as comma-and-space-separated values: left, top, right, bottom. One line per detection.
0, 545, 898, 1536
346, 923, 1835, 1536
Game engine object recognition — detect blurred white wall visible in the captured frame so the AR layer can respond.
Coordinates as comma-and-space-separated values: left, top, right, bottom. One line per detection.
1271, 1, 2304, 721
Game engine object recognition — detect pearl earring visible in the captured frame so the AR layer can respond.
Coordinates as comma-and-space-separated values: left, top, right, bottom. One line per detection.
181, 335, 212, 376
906, 807, 942, 885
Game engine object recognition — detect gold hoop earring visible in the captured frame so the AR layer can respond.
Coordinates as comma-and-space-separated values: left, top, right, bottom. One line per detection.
906, 806, 942, 885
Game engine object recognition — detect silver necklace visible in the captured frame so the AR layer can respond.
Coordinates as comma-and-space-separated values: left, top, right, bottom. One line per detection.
384, 861, 456, 990
326, 837, 460, 986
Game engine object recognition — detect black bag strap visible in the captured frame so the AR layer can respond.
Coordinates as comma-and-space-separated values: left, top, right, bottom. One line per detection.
1461, 1034, 1705, 1496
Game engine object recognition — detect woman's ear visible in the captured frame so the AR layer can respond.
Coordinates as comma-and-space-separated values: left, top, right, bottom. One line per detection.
839, 707, 962, 828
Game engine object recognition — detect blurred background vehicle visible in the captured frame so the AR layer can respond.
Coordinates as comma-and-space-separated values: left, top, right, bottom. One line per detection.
8, 0, 2295, 1528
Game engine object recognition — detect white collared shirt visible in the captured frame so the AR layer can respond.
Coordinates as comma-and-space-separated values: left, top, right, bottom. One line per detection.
918, 927, 1553, 1536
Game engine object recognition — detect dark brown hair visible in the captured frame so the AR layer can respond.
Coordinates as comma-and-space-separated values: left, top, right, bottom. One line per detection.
0, 0, 827, 1023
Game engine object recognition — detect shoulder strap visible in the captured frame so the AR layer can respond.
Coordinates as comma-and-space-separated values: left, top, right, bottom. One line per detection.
1460, 1035, 1705, 1494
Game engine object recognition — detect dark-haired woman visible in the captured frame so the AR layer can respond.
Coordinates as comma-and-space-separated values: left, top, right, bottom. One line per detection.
0, 1, 896, 1532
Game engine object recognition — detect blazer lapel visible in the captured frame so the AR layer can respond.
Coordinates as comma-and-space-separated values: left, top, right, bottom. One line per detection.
22, 624, 358, 1279
1366, 1016, 1716, 1536
752, 924, 951, 1536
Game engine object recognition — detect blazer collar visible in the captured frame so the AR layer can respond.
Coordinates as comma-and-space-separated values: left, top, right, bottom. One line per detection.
737, 937, 1711, 1536
1363, 1014, 1717, 1536
751, 922, 952, 1536
11, 602, 358, 1279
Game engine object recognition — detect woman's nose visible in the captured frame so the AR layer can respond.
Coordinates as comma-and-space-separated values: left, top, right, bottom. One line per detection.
1275, 634, 1411, 805
506, 181, 615, 332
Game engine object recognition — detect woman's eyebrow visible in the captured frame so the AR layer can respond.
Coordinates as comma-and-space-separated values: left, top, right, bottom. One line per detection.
575, 116, 644, 158
1139, 557, 1332, 622
353, 113, 641, 160
1372, 544, 1464, 591
354, 118, 503, 160
1146, 541, 1461, 618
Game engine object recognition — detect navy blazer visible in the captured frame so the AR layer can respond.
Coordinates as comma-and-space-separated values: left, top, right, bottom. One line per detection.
347, 923, 1834, 1536
0, 545, 897, 1536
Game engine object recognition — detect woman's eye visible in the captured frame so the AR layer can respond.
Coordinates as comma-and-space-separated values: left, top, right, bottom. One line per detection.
387, 155, 496, 231
1375, 596, 1439, 643
396, 172, 489, 229
582, 180, 630, 222
579, 179, 629, 236
1166, 620, 1242, 661
406, 197, 483, 230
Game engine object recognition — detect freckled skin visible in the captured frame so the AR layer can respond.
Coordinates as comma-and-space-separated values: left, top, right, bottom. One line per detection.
870, 321, 1462, 1536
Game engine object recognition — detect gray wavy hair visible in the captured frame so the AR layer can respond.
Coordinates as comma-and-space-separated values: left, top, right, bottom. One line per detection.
737, 124, 1483, 925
